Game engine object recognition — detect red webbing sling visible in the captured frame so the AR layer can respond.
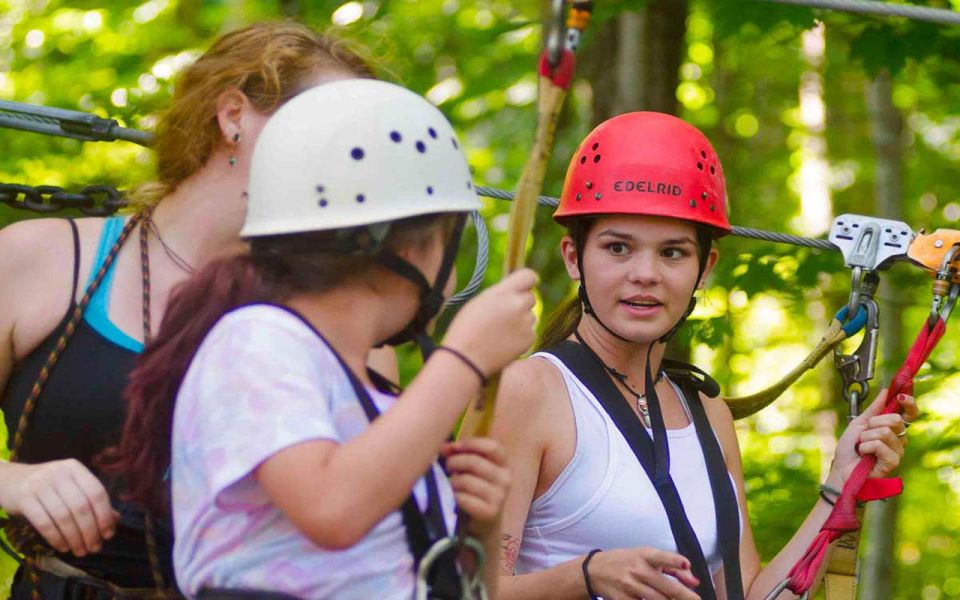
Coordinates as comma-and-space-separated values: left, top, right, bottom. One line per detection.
785, 315, 948, 595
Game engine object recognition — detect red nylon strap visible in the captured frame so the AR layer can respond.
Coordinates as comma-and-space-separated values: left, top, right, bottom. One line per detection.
786, 316, 947, 594
538, 48, 576, 89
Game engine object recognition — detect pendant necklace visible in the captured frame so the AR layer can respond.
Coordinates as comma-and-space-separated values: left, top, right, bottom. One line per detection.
604, 365, 664, 428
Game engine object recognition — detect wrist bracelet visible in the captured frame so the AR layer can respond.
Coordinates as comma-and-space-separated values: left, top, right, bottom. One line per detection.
819, 483, 842, 497
433, 346, 489, 387
819, 490, 836, 506
582, 548, 603, 599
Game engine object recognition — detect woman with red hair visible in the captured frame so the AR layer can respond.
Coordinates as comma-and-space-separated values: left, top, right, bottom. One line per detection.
0, 21, 376, 598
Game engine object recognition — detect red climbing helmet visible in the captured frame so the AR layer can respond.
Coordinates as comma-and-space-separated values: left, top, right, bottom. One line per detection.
554, 111, 731, 235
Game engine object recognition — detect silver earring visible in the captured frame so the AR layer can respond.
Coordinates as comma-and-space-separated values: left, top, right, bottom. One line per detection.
229, 132, 241, 167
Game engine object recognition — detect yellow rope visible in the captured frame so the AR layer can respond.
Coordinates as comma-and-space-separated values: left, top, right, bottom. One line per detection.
723, 319, 848, 419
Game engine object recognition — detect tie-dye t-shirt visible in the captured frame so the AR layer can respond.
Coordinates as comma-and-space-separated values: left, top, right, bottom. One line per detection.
171, 304, 455, 599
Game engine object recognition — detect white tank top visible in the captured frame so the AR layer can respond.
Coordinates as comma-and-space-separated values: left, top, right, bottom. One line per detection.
516, 352, 739, 576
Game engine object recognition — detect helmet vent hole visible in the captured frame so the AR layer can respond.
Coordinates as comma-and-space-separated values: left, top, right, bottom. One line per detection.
696, 162, 704, 171
390, 131, 402, 143
351, 147, 365, 160
319, 199, 329, 208
428, 127, 438, 139
689, 200, 697, 207
710, 204, 716, 212
427, 186, 434, 195
356, 194, 365, 203
592, 142, 600, 151
451, 137, 459, 149
710, 165, 716, 175
316, 185, 325, 193
576, 193, 582, 201
701, 192, 708, 200
416, 141, 427, 153
700, 150, 707, 159
594, 192, 602, 200
593, 155, 601, 163
580, 156, 587, 165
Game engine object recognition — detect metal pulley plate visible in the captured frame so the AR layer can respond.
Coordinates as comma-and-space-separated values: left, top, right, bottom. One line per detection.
828, 214, 915, 270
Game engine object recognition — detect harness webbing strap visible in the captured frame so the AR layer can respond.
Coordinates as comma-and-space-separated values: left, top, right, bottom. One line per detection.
823, 508, 862, 600
545, 341, 743, 600
786, 316, 947, 595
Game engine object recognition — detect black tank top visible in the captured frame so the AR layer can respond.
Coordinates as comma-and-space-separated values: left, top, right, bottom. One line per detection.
2, 219, 174, 588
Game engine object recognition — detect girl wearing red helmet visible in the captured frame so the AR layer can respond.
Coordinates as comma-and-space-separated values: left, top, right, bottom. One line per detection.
491, 112, 917, 600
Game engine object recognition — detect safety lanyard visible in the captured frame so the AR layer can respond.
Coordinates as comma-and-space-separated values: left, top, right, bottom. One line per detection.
264, 304, 461, 598
545, 340, 743, 600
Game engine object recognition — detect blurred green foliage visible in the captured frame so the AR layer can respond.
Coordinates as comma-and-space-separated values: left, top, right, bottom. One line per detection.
1, 0, 959, 598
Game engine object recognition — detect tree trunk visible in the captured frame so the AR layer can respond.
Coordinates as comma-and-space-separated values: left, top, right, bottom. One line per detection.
859, 67, 904, 600
586, 0, 688, 123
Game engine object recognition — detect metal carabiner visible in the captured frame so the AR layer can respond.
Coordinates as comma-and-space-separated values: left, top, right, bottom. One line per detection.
762, 577, 809, 600
931, 244, 960, 324
847, 266, 863, 317
545, 0, 567, 69
835, 276, 880, 419
415, 535, 488, 600
939, 281, 960, 324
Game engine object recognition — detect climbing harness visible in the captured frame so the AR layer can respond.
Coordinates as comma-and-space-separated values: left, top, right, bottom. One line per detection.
544, 339, 743, 600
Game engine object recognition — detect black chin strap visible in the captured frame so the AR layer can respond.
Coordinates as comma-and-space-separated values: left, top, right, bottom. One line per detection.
377, 215, 466, 349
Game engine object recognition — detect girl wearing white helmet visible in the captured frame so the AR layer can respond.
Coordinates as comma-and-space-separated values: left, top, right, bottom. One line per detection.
109, 79, 538, 599
490, 112, 917, 600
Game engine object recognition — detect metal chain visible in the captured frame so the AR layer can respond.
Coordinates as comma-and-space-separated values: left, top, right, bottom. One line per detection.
0, 183, 127, 216
1, 181, 838, 253
763, 0, 960, 26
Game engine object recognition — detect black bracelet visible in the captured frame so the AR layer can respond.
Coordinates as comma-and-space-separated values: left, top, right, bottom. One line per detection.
819, 490, 836, 506
582, 548, 603, 599
434, 346, 489, 387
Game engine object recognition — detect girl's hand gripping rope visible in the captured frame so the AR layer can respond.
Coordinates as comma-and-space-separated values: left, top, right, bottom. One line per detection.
826, 390, 918, 490
442, 269, 539, 381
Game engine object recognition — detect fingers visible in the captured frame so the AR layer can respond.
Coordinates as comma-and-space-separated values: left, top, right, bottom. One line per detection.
638, 549, 700, 600
71, 468, 118, 541
19, 496, 69, 554
37, 485, 89, 556
503, 268, 538, 292
441, 437, 507, 467
858, 388, 888, 419
897, 393, 919, 425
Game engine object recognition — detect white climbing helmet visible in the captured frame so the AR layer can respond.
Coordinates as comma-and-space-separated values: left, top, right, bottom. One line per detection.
241, 79, 479, 238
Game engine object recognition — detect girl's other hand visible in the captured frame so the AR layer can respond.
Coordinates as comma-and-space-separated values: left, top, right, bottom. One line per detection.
441, 437, 511, 539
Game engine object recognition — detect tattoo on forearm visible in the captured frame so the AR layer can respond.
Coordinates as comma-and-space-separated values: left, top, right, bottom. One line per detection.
500, 533, 521, 575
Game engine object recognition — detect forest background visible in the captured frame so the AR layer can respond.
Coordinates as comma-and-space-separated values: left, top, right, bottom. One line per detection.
1, 0, 959, 598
